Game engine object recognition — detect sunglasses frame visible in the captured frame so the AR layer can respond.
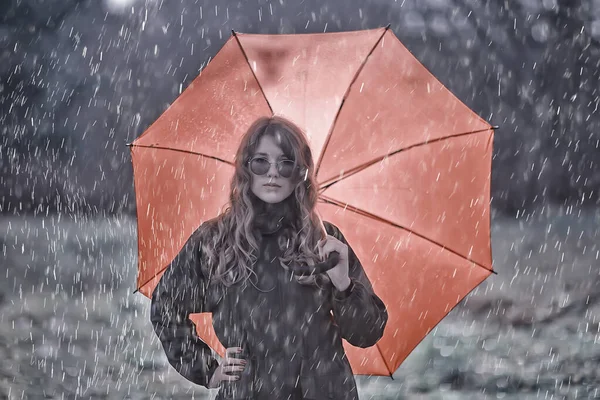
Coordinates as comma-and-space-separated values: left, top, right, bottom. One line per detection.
247, 156, 298, 178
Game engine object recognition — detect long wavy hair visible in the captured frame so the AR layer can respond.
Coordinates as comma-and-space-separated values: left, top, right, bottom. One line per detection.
198, 116, 327, 288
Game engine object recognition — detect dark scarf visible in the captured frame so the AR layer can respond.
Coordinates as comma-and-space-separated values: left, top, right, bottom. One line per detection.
252, 198, 296, 236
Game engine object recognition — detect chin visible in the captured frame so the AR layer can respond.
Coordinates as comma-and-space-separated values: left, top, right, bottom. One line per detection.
252, 188, 294, 205
256, 193, 288, 204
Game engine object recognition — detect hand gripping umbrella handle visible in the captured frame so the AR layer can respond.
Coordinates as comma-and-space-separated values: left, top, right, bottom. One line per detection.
287, 251, 340, 276
286, 214, 339, 276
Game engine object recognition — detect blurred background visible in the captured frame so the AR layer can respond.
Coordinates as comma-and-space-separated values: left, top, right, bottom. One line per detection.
1, 0, 599, 398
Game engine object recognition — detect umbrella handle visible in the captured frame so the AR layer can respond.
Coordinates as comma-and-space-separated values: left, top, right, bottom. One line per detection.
287, 251, 340, 276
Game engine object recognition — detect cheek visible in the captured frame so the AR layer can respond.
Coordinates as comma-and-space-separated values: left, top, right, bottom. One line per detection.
251, 175, 262, 187
285, 181, 296, 196
250, 178, 261, 194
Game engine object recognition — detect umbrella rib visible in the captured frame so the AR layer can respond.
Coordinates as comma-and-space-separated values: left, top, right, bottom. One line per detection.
373, 342, 394, 378
314, 25, 390, 176
130, 145, 144, 296
231, 30, 274, 115
136, 272, 164, 295
131, 144, 233, 294
319, 127, 494, 190
318, 195, 495, 274
370, 271, 490, 377
129, 144, 235, 167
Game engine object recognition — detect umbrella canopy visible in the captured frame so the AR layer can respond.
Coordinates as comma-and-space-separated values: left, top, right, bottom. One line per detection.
130, 26, 495, 376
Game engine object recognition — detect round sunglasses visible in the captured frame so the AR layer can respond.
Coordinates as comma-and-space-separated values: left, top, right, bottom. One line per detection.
248, 156, 297, 178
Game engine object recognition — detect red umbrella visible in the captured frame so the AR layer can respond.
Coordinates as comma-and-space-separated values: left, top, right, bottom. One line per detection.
130, 26, 495, 376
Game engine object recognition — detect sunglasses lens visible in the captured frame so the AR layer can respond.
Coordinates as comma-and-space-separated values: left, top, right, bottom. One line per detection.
278, 160, 295, 178
250, 158, 270, 175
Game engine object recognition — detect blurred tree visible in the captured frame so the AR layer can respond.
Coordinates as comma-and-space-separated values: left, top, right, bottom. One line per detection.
542, 0, 600, 205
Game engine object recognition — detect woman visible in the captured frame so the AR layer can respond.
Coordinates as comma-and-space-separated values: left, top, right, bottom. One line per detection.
150, 116, 388, 399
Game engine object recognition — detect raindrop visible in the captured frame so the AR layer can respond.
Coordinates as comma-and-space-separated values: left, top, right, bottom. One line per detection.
402, 11, 426, 33
531, 20, 550, 42
429, 14, 451, 36
423, 0, 448, 10
542, 0, 557, 10
591, 20, 600, 40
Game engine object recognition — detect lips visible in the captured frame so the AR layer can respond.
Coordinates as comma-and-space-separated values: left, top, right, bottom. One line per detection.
264, 184, 281, 187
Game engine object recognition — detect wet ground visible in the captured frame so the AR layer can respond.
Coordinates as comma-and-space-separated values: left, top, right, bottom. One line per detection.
1, 204, 599, 399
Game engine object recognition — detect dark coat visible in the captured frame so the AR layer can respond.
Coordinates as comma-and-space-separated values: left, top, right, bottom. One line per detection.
150, 219, 388, 399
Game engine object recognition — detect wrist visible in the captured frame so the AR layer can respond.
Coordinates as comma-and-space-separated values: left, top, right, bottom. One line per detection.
207, 361, 220, 389
332, 278, 354, 301
332, 276, 351, 291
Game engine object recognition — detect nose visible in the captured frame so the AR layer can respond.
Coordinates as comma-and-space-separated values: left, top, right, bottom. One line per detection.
266, 162, 279, 177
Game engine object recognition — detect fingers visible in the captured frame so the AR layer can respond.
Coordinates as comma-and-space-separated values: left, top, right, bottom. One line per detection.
318, 236, 346, 258
318, 237, 334, 260
221, 374, 241, 382
225, 347, 243, 357
215, 348, 248, 385
212, 347, 245, 384
221, 364, 246, 374
214, 369, 242, 383
224, 357, 246, 366
224, 347, 246, 364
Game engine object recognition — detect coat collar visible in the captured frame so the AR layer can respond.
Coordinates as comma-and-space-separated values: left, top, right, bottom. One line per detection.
252, 200, 295, 236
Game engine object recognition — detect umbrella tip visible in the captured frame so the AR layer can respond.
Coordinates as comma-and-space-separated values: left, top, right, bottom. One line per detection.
492, 125, 500, 130
231, 29, 237, 36
126, 142, 133, 147
385, 23, 391, 30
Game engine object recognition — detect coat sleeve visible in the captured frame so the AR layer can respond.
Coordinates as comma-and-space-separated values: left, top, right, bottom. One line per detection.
150, 227, 219, 388
325, 222, 388, 348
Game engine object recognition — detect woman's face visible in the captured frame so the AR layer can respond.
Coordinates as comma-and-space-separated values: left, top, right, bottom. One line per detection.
249, 135, 296, 204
